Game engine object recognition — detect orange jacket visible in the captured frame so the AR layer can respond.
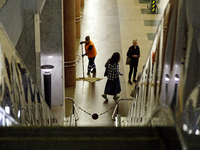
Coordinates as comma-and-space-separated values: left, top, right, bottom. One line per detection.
85, 40, 97, 58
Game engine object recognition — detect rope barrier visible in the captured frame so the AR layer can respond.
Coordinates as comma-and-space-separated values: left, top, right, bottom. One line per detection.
75, 12, 84, 23
75, 103, 115, 120
64, 54, 81, 68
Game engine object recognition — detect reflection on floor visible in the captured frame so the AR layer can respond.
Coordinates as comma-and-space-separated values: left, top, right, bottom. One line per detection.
54, 0, 168, 126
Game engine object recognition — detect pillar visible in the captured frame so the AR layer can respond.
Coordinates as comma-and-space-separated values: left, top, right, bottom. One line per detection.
63, 0, 76, 87
76, 0, 81, 38
81, 0, 84, 7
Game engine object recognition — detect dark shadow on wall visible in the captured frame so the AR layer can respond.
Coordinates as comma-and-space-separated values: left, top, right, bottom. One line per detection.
15, 11, 36, 82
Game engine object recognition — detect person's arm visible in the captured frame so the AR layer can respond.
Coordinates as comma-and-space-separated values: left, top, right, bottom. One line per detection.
138, 47, 140, 57
80, 41, 85, 44
83, 50, 91, 56
105, 59, 110, 67
127, 47, 131, 57
133, 55, 140, 57
116, 64, 123, 76
82, 45, 93, 56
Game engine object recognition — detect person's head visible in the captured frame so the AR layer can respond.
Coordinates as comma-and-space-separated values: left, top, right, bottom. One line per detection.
110, 52, 120, 65
85, 35, 90, 45
133, 39, 137, 46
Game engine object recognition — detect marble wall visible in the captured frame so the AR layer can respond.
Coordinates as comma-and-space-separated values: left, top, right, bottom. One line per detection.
0, 0, 45, 81
0, 0, 24, 46
0, 0, 63, 106
40, 0, 63, 105
15, 11, 36, 82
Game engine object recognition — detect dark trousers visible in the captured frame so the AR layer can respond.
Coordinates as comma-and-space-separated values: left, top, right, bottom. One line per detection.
88, 56, 96, 72
129, 63, 138, 81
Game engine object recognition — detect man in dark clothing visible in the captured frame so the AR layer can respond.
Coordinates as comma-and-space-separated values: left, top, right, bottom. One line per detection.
127, 39, 140, 85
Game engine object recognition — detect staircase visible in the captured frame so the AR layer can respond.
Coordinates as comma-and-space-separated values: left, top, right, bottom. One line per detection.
0, 126, 181, 150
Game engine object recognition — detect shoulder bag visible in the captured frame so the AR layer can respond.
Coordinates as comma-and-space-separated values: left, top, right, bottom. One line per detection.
126, 47, 132, 65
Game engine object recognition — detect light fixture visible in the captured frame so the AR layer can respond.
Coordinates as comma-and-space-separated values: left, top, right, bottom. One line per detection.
183, 124, 188, 131
41, 65, 54, 74
175, 74, 180, 82
47, 56, 53, 59
195, 129, 200, 135
189, 129, 192, 134
165, 74, 170, 82
41, 65, 54, 109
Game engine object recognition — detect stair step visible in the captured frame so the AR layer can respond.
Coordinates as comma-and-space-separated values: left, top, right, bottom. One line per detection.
0, 127, 181, 150
0, 127, 169, 137
0, 137, 162, 150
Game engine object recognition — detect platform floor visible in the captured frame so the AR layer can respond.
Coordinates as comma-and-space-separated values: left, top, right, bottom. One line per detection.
53, 0, 169, 126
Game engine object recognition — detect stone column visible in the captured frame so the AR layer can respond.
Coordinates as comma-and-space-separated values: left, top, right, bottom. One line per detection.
63, 0, 76, 87
81, 0, 84, 7
76, 0, 81, 38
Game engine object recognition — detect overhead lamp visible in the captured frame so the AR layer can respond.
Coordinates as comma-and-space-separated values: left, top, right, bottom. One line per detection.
47, 56, 53, 59
165, 74, 170, 82
175, 74, 180, 82
183, 124, 188, 131
195, 129, 200, 135
41, 65, 54, 109
41, 65, 54, 74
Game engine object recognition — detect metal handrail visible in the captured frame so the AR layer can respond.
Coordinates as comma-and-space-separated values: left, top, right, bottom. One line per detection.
111, 98, 134, 120
0, 106, 18, 126
65, 97, 79, 122
144, 106, 162, 126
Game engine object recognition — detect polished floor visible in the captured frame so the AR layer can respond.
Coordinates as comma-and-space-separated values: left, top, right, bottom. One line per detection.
54, 0, 169, 126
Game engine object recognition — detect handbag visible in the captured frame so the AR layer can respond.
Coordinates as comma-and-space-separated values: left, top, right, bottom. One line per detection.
126, 47, 133, 65
126, 56, 131, 65
130, 86, 138, 97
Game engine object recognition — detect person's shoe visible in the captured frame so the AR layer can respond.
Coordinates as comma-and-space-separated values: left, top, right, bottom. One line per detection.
104, 99, 108, 104
128, 80, 132, 85
91, 68, 96, 73
113, 95, 120, 100
102, 94, 108, 100
133, 79, 137, 82
87, 71, 90, 75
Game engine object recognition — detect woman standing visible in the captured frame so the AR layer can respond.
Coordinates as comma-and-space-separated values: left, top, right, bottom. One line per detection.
127, 39, 140, 85
102, 52, 123, 102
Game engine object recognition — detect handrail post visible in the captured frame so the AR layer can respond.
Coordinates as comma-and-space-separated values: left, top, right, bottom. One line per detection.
65, 97, 79, 122
111, 103, 119, 120
111, 98, 134, 121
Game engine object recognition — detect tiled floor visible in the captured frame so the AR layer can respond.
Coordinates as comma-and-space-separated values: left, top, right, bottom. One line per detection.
63, 0, 169, 126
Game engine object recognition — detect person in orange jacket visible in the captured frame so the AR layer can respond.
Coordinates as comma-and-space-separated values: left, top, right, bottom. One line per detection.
81, 36, 97, 75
